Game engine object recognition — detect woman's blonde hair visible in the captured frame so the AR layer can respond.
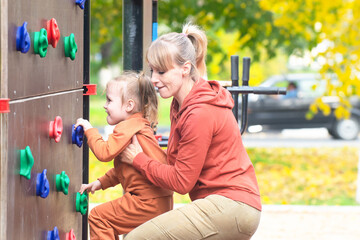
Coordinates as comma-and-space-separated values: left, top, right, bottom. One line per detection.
146, 23, 207, 81
106, 71, 158, 127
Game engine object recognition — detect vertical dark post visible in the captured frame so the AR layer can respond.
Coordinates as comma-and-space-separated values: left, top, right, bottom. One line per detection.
152, 0, 158, 41
123, 0, 143, 71
82, 0, 90, 239
242, 58, 250, 86
240, 57, 251, 135
231, 55, 239, 120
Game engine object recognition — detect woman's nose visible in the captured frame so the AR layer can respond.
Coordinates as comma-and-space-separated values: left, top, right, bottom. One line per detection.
151, 75, 159, 86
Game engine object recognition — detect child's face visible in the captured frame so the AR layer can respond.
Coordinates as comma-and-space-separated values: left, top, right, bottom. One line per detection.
104, 82, 128, 125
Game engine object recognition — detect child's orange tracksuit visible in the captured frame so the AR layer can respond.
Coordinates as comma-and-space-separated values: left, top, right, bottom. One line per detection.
85, 113, 173, 240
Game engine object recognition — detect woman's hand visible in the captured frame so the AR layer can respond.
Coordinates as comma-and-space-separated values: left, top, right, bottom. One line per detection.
121, 135, 143, 165
74, 118, 93, 132
79, 180, 102, 194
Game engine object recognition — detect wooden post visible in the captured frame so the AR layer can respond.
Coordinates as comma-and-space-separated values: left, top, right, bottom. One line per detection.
0, 0, 8, 238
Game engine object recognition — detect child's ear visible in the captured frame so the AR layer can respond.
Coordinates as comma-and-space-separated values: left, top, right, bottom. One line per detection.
126, 99, 136, 112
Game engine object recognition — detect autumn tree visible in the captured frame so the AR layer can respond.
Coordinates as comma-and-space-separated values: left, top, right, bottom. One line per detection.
259, 0, 360, 118
90, 0, 360, 117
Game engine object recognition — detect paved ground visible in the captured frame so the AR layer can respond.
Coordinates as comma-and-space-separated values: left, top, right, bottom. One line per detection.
252, 205, 360, 240
89, 204, 360, 239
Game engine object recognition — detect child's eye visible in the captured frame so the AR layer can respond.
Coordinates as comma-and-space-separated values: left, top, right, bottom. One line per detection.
159, 71, 165, 75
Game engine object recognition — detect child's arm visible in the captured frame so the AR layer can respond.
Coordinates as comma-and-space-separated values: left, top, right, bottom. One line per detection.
78, 168, 120, 195
97, 168, 121, 190
79, 180, 102, 194
74, 118, 93, 131
84, 121, 141, 162
76, 117, 145, 162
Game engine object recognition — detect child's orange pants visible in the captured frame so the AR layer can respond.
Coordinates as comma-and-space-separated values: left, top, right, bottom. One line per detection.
88, 192, 173, 240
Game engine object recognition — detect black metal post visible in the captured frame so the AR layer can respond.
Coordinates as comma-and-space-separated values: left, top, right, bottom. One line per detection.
123, 0, 143, 71
231, 55, 239, 119
152, 0, 158, 41
240, 57, 250, 134
82, 0, 90, 239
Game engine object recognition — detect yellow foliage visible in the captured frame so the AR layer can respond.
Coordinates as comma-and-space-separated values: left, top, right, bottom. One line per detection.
259, 0, 360, 119
88, 146, 359, 206
249, 147, 359, 205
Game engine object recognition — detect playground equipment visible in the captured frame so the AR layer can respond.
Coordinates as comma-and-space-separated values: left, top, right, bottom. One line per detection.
0, 0, 91, 239
1, 0, 157, 239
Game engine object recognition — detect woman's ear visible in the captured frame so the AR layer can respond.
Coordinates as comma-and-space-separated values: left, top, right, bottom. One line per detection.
182, 61, 192, 76
126, 99, 136, 112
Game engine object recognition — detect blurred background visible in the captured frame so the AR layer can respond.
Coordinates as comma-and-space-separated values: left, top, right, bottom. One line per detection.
87, 0, 360, 219
87, 1, 360, 238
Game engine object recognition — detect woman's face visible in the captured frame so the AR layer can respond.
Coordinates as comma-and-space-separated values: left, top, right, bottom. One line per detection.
150, 65, 184, 100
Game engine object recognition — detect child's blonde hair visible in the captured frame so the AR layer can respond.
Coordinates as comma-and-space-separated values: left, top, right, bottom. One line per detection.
146, 23, 207, 81
106, 71, 158, 127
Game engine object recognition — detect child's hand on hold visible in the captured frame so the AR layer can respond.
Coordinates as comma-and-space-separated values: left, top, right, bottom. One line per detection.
74, 118, 93, 131
79, 180, 102, 194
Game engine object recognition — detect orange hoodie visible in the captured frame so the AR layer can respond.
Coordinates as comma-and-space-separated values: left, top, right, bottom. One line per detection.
133, 78, 261, 211
85, 113, 173, 199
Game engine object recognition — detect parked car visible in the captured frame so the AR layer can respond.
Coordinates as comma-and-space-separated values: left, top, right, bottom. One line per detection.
239, 73, 360, 140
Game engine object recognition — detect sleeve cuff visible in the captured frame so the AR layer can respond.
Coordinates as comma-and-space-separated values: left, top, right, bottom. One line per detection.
98, 176, 110, 190
133, 152, 150, 172
84, 127, 98, 137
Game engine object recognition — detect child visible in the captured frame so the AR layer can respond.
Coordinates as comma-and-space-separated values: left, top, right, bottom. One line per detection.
75, 71, 173, 240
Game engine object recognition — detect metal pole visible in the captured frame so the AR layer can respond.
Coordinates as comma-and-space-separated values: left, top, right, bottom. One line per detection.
82, 0, 90, 239
123, 0, 143, 71
240, 57, 250, 135
231, 55, 239, 120
152, 0, 158, 41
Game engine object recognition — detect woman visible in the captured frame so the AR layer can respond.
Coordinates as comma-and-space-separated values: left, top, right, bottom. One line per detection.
121, 23, 261, 240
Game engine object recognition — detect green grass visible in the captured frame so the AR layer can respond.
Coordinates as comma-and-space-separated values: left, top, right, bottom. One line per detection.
88, 146, 360, 206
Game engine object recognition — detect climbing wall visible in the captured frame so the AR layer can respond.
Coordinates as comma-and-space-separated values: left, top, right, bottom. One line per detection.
0, 0, 88, 239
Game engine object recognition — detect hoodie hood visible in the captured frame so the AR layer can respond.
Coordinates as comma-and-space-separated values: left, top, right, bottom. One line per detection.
171, 78, 234, 118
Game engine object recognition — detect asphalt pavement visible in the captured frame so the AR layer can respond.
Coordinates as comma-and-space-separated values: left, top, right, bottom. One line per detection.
252, 205, 360, 240
241, 128, 360, 148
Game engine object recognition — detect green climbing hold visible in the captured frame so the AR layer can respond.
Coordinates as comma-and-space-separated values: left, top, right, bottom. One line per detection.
64, 33, 78, 60
20, 146, 34, 179
56, 171, 70, 195
33, 28, 48, 58
76, 191, 88, 215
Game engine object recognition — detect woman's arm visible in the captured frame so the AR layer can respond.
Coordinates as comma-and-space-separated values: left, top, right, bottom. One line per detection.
122, 110, 213, 194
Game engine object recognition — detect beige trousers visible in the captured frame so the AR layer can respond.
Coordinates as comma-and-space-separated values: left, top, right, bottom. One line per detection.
124, 194, 261, 240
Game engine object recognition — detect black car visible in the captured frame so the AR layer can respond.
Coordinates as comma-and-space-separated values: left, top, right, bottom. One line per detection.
239, 73, 360, 140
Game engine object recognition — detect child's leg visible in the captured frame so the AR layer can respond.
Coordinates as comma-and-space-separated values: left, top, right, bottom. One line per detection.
88, 202, 122, 240
124, 194, 261, 240
89, 193, 173, 240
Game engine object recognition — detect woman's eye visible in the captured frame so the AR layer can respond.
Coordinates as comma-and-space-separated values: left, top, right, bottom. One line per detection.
159, 71, 165, 75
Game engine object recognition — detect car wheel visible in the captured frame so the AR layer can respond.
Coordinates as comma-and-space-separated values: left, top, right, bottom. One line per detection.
332, 117, 360, 140
327, 128, 336, 138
